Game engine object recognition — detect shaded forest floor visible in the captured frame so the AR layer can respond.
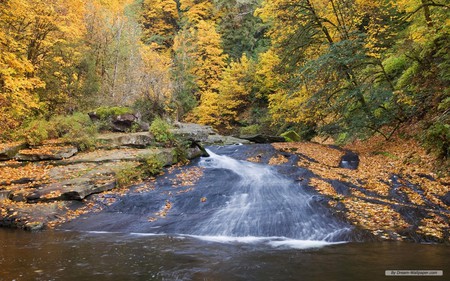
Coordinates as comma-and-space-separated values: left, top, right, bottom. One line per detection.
271, 136, 450, 242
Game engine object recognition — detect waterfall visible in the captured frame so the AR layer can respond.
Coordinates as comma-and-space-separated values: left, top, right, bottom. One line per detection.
188, 149, 351, 245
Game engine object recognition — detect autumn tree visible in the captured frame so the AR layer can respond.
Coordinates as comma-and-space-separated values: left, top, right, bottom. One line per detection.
140, 0, 180, 49
217, 54, 254, 128
0, 0, 86, 137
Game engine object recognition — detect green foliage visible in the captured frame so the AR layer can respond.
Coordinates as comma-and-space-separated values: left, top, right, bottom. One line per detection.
139, 155, 165, 177
281, 130, 301, 142
115, 163, 142, 188
94, 106, 134, 120
19, 119, 50, 146
49, 113, 98, 151
150, 117, 174, 144
423, 122, 450, 159
172, 139, 191, 163
240, 124, 261, 136
17, 113, 98, 149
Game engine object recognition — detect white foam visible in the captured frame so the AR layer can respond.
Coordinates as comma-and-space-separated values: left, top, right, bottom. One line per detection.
185, 235, 346, 249
187, 235, 273, 244
268, 239, 346, 249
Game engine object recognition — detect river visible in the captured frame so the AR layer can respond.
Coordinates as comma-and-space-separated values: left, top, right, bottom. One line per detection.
0, 145, 448, 280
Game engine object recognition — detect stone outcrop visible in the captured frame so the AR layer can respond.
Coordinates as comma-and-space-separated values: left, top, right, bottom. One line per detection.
16, 146, 78, 161
0, 123, 251, 231
96, 132, 154, 149
0, 142, 26, 160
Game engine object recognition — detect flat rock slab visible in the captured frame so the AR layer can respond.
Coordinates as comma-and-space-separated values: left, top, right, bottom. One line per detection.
96, 132, 154, 149
206, 134, 252, 145
171, 123, 215, 142
16, 146, 78, 161
57, 148, 175, 165
0, 142, 27, 161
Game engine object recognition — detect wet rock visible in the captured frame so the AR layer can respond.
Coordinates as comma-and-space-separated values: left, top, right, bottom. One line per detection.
0, 142, 26, 160
16, 146, 78, 161
239, 134, 285, 143
339, 152, 359, 170
442, 192, 450, 206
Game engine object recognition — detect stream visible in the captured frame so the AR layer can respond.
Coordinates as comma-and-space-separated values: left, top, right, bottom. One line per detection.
1, 145, 448, 280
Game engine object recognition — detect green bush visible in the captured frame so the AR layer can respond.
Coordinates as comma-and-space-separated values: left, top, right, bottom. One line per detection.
94, 106, 133, 120
423, 122, 450, 159
19, 119, 50, 146
115, 163, 142, 187
49, 113, 98, 151
139, 155, 164, 177
240, 124, 261, 136
150, 117, 174, 144
17, 113, 98, 150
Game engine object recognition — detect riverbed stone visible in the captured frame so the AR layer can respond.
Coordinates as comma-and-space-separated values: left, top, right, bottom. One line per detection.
16, 146, 78, 161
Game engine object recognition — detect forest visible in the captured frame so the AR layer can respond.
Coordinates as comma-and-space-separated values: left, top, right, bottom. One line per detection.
1, 0, 449, 162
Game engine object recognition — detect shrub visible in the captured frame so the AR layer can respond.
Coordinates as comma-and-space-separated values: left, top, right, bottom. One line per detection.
139, 155, 164, 177
240, 124, 261, 136
150, 117, 174, 144
423, 122, 450, 159
115, 163, 142, 187
94, 106, 133, 120
49, 113, 98, 151
18, 119, 50, 146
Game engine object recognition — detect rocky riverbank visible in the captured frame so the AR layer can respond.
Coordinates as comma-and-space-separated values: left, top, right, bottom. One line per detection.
0, 123, 250, 231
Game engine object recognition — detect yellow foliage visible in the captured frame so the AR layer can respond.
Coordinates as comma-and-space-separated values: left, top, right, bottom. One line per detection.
180, 0, 215, 23
217, 54, 253, 127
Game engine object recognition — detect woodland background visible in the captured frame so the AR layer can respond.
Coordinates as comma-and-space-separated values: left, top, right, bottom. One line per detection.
1, 0, 449, 160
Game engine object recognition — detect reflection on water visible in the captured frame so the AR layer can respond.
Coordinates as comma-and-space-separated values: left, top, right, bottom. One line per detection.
0, 229, 448, 281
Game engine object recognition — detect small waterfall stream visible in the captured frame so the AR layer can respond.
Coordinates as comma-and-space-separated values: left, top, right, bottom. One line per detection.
186, 149, 351, 247
62, 145, 353, 249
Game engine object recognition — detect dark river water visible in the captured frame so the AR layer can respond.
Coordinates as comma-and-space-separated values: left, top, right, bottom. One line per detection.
1, 145, 449, 280
0, 229, 449, 281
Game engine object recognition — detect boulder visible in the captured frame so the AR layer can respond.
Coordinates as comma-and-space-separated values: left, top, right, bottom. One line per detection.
339, 152, 359, 170
111, 113, 138, 132
170, 123, 216, 143
16, 146, 78, 161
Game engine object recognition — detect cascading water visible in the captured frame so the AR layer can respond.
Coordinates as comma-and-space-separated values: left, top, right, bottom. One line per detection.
186, 149, 352, 246
62, 145, 353, 249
